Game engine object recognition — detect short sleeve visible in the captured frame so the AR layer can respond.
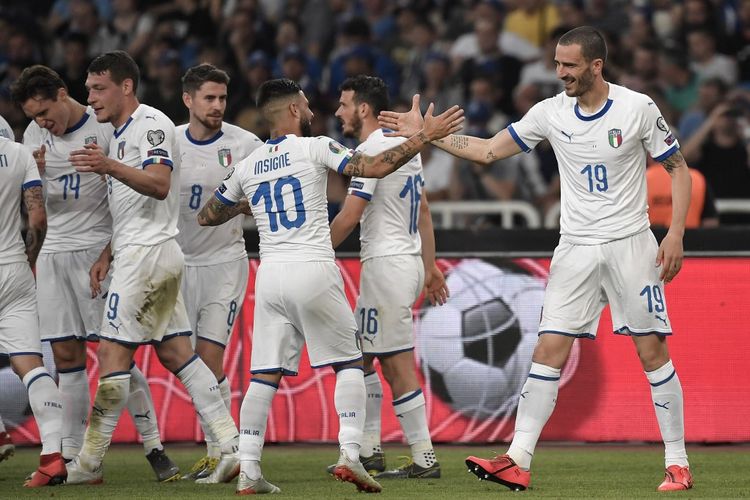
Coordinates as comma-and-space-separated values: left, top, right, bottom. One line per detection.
215, 165, 243, 206
20, 147, 42, 190
506, 100, 550, 153
348, 176, 377, 201
308, 136, 355, 174
139, 116, 175, 170
639, 97, 680, 162
22, 122, 42, 150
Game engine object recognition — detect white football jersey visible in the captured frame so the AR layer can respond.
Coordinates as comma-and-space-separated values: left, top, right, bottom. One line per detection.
217, 134, 354, 263
176, 122, 262, 265
509, 83, 679, 243
0, 138, 42, 265
348, 128, 422, 261
23, 110, 113, 253
107, 104, 180, 252
0, 114, 14, 141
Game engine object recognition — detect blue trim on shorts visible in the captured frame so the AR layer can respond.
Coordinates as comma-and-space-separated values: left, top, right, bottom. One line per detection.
539, 330, 596, 340
251, 378, 279, 389
173, 354, 200, 377
614, 326, 672, 337
46, 335, 85, 343
393, 388, 422, 406
312, 355, 363, 369
130, 361, 136, 369
650, 370, 676, 387
97, 334, 145, 347
26, 371, 52, 389
364, 371, 378, 378
528, 373, 561, 382
8, 351, 43, 357
102, 370, 130, 379
154, 331, 193, 344
364, 347, 414, 357
251, 367, 298, 376
196, 335, 227, 348
57, 365, 86, 374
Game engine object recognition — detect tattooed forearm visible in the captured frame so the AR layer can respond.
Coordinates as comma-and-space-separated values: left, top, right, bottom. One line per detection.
23, 185, 44, 212
486, 149, 499, 162
25, 226, 45, 267
451, 135, 470, 150
198, 196, 236, 226
346, 132, 429, 178
660, 150, 686, 174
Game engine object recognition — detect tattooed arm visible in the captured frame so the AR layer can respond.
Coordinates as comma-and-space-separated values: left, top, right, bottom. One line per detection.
197, 196, 251, 226
432, 129, 522, 165
22, 185, 46, 268
656, 150, 691, 283
378, 94, 520, 164
343, 103, 465, 178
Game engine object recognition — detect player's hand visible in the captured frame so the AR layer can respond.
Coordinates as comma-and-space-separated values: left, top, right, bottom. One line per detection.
379, 94, 425, 138
32, 144, 46, 176
424, 264, 449, 306
422, 102, 464, 142
656, 231, 683, 283
70, 142, 111, 174
89, 253, 111, 298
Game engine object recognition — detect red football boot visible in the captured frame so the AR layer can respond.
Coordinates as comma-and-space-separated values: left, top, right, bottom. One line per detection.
465, 454, 530, 491
657, 465, 693, 491
24, 452, 67, 487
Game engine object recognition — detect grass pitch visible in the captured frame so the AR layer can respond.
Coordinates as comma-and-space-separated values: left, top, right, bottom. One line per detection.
2, 443, 748, 498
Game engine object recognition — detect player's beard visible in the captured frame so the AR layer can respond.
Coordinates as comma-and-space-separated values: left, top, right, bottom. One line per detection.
342, 114, 362, 139
300, 116, 312, 137
566, 67, 595, 97
198, 113, 223, 132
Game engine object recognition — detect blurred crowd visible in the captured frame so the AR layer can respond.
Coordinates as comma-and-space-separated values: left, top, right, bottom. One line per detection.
1, 0, 749, 227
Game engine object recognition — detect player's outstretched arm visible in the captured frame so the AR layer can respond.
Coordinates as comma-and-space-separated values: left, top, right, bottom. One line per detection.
329, 194, 367, 249
69, 143, 171, 199
197, 196, 251, 226
657, 150, 691, 284
343, 103, 464, 178
378, 94, 521, 165
22, 185, 46, 268
418, 189, 448, 306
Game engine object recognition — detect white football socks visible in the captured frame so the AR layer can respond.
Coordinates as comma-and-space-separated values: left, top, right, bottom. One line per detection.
507, 362, 560, 470
646, 359, 688, 468
79, 372, 130, 468
127, 363, 163, 453
239, 378, 277, 480
393, 389, 436, 468
175, 354, 238, 454
362, 371, 383, 457
202, 376, 233, 459
334, 368, 366, 462
23, 367, 63, 455
57, 365, 89, 459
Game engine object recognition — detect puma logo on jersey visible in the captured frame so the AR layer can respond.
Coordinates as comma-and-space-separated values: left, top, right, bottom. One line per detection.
560, 130, 574, 142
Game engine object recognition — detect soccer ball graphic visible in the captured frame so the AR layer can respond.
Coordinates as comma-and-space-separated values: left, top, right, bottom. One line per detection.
417, 259, 545, 419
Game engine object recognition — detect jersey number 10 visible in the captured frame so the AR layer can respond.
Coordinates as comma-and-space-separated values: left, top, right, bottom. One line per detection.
252, 175, 306, 232
400, 174, 424, 234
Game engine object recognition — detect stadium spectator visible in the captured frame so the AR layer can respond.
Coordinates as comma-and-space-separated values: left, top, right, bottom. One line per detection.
687, 29, 738, 86
420, 51, 463, 117
646, 161, 720, 228
682, 101, 750, 199
618, 43, 662, 94
420, 145, 455, 201
141, 49, 188, 125
278, 46, 318, 98
519, 27, 567, 99
503, 0, 560, 48
660, 50, 700, 114
54, 32, 91, 105
395, 15, 440, 102
678, 78, 727, 140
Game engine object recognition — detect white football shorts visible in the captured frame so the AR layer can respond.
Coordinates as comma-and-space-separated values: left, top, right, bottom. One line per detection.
37, 246, 110, 342
250, 261, 361, 374
98, 239, 191, 345
539, 229, 672, 338
0, 263, 43, 356
182, 258, 249, 347
357, 254, 424, 356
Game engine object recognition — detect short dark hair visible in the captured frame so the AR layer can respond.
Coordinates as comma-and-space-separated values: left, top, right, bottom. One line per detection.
182, 63, 230, 94
88, 50, 140, 92
256, 78, 302, 109
339, 75, 389, 115
10, 65, 68, 103
558, 26, 607, 63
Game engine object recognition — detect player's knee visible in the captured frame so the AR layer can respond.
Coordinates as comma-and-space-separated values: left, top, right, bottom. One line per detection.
51, 340, 86, 369
635, 338, 670, 371
531, 335, 573, 369
96, 340, 135, 375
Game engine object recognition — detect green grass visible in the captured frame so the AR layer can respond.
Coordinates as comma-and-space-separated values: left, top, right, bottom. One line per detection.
2, 443, 749, 498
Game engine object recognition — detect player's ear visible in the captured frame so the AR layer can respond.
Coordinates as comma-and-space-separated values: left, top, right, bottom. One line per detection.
182, 91, 192, 109
359, 102, 370, 119
289, 99, 300, 119
56, 87, 68, 101
122, 78, 134, 96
